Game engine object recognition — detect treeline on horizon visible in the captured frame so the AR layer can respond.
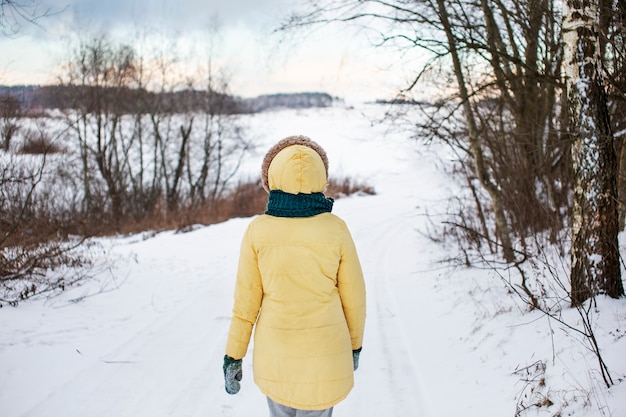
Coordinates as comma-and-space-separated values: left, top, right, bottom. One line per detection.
0, 85, 337, 114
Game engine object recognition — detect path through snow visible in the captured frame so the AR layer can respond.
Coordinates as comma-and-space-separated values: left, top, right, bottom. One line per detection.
1, 106, 573, 417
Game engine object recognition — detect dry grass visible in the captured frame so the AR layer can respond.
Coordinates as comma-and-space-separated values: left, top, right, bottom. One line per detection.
1, 175, 376, 241
1, 174, 375, 304
107, 176, 376, 235
326, 177, 376, 199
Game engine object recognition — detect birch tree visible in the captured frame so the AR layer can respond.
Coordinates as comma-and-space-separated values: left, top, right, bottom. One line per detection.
563, 0, 624, 305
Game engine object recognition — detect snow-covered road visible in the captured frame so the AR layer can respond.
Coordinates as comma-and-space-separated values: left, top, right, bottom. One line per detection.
0, 198, 449, 417
2, 105, 624, 417
0, 105, 450, 416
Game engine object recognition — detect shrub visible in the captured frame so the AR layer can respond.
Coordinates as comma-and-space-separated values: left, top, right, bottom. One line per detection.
18, 129, 63, 155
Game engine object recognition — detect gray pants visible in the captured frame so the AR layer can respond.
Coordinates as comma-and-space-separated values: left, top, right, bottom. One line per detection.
267, 397, 333, 417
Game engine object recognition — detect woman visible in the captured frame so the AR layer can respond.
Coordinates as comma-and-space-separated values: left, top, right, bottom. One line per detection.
223, 136, 367, 417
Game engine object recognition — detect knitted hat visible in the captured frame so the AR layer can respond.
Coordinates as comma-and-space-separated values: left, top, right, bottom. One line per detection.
261, 135, 329, 193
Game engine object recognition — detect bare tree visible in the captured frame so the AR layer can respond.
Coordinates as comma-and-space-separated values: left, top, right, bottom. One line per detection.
0, 94, 21, 151
61, 35, 138, 226
0, 0, 91, 305
142, 50, 191, 216
281, 0, 624, 308
55, 30, 252, 231
434, 0, 515, 261
187, 63, 249, 211
280, 0, 570, 263
139, 38, 250, 221
0, 145, 91, 305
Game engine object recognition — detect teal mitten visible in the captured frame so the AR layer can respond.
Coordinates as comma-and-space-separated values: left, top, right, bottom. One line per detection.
353, 347, 362, 371
223, 355, 242, 394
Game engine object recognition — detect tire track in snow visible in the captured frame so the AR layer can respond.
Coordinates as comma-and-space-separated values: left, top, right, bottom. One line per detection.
338, 198, 435, 417
18, 286, 215, 416
14, 229, 240, 417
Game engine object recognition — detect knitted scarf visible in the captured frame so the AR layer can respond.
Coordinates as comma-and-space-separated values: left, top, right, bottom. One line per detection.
265, 190, 334, 217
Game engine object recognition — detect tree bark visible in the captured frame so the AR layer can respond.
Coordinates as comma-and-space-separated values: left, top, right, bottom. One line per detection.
564, 0, 624, 305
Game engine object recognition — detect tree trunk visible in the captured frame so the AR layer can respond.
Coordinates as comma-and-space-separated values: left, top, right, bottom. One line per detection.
167, 120, 192, 213
618, 142, 626, 230
564, 0, 624, 305
437, 0, 515, 262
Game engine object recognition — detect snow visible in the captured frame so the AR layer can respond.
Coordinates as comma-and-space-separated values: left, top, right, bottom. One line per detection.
1, 104, 625, 417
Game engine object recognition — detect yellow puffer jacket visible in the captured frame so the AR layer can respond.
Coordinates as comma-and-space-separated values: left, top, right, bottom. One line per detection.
225, 141, 366, 410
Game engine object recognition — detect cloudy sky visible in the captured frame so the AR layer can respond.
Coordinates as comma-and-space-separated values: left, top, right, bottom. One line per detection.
0, 0, 407, 102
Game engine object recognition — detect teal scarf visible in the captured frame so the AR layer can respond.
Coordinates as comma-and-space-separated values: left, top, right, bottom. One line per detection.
265, 190, 334, 217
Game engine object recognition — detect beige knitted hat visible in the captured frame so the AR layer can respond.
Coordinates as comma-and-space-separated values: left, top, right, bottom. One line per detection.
261, 135, 329, 193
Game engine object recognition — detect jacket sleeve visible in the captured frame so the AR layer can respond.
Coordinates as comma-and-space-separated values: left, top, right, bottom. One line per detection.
337, 224, 366, 350
225, 224, 263, 360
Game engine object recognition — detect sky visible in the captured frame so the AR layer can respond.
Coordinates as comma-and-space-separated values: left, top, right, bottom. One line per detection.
0, 0, 409, 102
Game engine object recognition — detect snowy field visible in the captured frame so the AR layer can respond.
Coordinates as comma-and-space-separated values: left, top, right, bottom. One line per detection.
1, 104, 624, 417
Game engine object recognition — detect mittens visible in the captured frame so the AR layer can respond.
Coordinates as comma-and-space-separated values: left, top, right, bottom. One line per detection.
223, 355, 243, 394
224, 349, 359, 394
353, 347, 362, 371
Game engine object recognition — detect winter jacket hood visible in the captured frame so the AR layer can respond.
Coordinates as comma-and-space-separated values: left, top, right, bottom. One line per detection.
261, 135, 329, 194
